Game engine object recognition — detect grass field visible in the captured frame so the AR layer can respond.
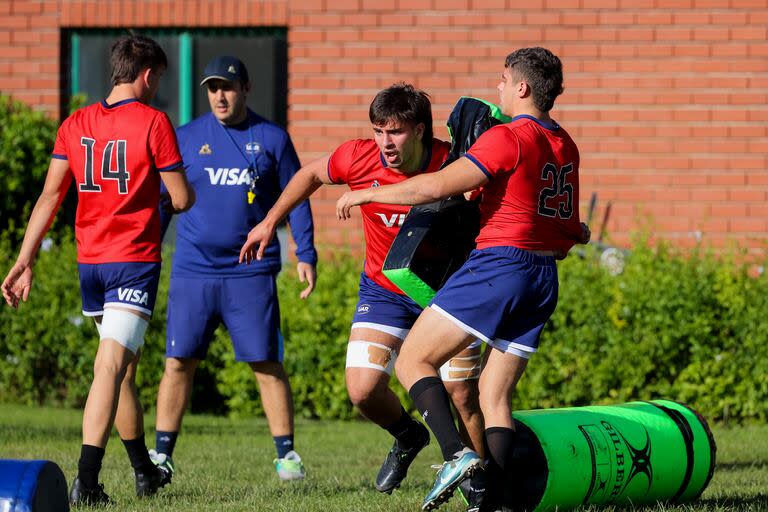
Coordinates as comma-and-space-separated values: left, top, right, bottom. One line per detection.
0, 403, 766, 511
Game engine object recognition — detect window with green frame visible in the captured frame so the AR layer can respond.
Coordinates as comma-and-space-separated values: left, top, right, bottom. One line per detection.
64, 28, 288, 127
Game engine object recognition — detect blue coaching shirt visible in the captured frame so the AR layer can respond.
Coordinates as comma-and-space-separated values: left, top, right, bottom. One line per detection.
166, 110, 317, 277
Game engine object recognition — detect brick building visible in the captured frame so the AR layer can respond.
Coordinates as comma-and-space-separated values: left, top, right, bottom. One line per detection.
2, 0, 766, 256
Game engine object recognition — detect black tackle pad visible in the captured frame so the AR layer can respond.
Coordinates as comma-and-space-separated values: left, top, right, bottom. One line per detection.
383, 97, 510, 306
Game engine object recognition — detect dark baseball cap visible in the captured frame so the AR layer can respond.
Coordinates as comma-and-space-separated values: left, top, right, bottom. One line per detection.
199, 55, 249, 86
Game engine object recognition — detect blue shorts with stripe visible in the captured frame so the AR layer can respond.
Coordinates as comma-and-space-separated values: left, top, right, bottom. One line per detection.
351, 273, 423, 340
430, 246, 558, 359
78, 262, 161, 317
166, 274, 283, 362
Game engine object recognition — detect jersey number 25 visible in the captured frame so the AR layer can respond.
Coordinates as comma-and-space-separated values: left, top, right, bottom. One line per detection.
79, 137, 130, 194
537, 162, 574, 219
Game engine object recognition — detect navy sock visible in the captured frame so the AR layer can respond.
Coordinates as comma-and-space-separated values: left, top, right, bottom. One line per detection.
384, 406, 423, 447
155, 430, 178, 457
77, 444, 105, 489
485, 427, 516, 472
121, 434, 155, 473
273, 434, 294, 459
409, 376, 464, 460
483, 426, 517, 502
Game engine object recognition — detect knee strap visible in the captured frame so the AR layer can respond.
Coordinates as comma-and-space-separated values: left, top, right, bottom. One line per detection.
345, 341, 397, 375
99, 308, 148, 354
439, 354, 482, 381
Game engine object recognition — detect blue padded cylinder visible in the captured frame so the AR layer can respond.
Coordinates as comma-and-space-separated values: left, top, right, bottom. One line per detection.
0, 460, 69, 512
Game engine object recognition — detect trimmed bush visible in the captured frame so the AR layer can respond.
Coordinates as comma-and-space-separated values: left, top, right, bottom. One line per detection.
519, 242, 768, 423
0, 95, 59, 242
1, 228, 766, 423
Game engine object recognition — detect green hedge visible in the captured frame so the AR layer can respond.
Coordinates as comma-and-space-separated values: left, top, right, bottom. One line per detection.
0, 95, 58, 241
1, 228, 766, 423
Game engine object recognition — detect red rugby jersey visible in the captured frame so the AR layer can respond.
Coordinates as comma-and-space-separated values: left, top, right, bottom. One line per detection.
328, 138, 450, 294
52, 99, 182, 263
465, 115, 582, 254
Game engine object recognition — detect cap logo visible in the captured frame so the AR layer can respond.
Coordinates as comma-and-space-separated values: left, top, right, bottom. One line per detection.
228, 65, 236, 74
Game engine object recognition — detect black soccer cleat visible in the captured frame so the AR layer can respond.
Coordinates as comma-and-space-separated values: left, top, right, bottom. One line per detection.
375, 422, 430, 493
69, 477, 110, 507
135, 463, 172, 497
458, 469, 487, 512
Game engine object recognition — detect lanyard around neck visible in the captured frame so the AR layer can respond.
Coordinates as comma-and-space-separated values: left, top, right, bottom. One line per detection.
218, 116, 260, 204
219, 117, 257, 172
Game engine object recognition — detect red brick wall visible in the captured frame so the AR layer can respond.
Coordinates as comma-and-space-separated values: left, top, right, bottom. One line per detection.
3, 0, 767, 255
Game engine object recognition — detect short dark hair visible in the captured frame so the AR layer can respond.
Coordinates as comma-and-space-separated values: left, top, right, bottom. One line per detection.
369, 83, 433, 142
110, 35, 168, 86
504, 47, 564, 112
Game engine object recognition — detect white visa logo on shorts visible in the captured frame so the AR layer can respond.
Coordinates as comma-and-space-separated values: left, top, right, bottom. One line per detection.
375, 213, 406, 228
117, 288, 149, 305
205, 167, 251, 186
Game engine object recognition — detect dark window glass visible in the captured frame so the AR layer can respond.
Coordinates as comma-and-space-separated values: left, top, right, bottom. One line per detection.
193, 35, 287, 126
65, 29, 286, 128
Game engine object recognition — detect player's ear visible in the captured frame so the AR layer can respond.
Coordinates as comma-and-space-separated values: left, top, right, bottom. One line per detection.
518, 80, 530, 99
240, 80, 251, 95
414, 122, 425, 141
138, 67, 154, 88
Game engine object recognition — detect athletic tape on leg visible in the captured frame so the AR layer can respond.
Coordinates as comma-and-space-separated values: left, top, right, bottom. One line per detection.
439, 354, 482, 381
99, 308, 148, 354
345, 341, 397, 375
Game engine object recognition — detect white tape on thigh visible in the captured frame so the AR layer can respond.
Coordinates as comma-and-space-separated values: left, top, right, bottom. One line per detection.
345, 341, 397, 375
99, 308, 148, 354
439, 354, 482, 381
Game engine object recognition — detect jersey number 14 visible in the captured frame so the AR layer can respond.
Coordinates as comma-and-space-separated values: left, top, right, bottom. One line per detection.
79, 137, 130, 194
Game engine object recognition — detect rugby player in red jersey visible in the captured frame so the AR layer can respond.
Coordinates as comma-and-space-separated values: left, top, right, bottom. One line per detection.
239, 84, 484, 497
336, 48, 591, 511
2, 35, 194, 506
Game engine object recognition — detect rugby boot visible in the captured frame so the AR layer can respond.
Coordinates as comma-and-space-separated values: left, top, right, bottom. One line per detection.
422, 447, 482, 511
69, 477, 110, 506
375, 421, 430, 493
274, 450, 306, 481
149, 449, 176, 476
135, 463, 172, 497
458, 468, 487, 512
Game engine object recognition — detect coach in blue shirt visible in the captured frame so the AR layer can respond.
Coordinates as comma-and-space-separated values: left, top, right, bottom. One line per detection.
153, 56, 317, 481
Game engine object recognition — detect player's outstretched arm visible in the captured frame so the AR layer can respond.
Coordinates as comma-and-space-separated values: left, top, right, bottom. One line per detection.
336, 156, 488, 219
3, 158, 71, 308
240, 154, 331, 264
160, 166, 195, 213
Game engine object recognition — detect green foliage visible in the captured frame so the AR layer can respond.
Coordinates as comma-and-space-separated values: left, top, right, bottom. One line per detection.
0, 95, 58, 242
0, 229, 94, 407
212, 254, 361, 420
518, 241, 768, 423
1, 227, 767, 423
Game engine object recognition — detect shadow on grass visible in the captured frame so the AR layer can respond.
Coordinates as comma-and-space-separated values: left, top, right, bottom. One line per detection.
714, 460, 768, 471
170, 423, 271, 436
0, 422, 81, 441
159, 477, 381, 502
